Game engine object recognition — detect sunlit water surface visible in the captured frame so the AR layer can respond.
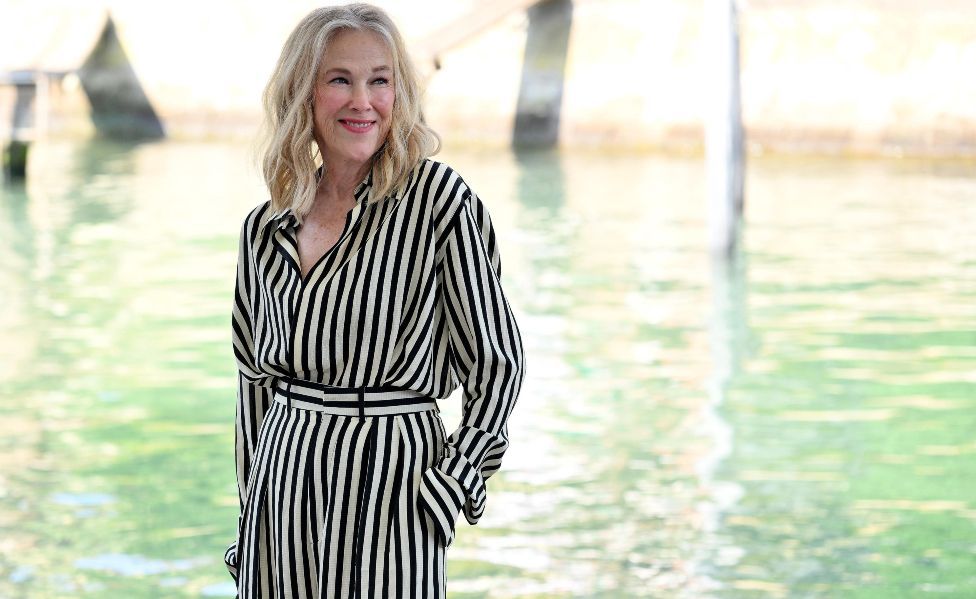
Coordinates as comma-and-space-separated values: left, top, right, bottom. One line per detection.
0, 140, 973, 598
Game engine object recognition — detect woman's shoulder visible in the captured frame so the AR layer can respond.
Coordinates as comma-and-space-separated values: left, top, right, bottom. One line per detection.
408, 158, 476, 204
237, 199, 277, 240
405, 158, 478, 228
405, 158, 494, 247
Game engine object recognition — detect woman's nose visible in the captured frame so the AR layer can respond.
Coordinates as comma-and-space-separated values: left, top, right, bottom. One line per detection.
349, 84, 371, 111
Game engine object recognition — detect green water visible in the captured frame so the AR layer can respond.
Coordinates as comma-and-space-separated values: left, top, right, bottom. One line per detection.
0, 140, 973, 598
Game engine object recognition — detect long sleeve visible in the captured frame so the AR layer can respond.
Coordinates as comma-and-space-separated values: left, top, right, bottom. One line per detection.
224, 216, 275, 582
417, 190, 526, 548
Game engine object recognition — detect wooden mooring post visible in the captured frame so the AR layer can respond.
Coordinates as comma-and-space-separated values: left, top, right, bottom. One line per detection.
2, 70, 47, 181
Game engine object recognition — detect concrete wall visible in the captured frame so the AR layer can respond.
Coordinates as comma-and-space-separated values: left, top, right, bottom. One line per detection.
3, 0, 975, 157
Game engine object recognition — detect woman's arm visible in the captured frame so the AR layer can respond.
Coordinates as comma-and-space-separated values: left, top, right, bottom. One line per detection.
419, 188, 526, 548
225, 213, 275, 582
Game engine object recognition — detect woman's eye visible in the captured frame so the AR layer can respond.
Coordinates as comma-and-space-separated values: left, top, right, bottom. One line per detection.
329, 77, 349, 85
372, 77, 390, 85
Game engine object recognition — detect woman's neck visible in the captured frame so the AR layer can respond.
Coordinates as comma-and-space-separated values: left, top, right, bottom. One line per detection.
317, 159, 371, 200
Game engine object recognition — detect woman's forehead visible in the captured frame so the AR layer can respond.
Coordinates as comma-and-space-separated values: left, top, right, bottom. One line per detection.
321, 29, 392, 68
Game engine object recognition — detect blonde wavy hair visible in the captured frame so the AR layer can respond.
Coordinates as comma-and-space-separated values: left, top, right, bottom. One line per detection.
260, 3, 440, 216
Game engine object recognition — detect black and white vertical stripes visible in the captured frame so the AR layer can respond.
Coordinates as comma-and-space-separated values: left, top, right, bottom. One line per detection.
224, 158, 526, 597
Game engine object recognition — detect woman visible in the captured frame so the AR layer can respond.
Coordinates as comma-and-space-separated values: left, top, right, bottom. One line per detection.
223, 4, 526, 598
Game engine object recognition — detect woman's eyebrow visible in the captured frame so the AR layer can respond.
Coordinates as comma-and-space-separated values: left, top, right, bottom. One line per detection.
323, 66, 392, 74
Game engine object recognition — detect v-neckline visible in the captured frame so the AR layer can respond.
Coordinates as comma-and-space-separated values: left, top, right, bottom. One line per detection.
269, 168, 383, 289
294, 171, 376, 285
296, 208, 356, 285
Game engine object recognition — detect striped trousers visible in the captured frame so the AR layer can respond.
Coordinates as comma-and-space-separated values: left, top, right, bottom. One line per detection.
225, 377, 450, 598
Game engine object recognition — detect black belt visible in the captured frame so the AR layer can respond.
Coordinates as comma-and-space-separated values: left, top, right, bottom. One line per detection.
274, 376, 438, 417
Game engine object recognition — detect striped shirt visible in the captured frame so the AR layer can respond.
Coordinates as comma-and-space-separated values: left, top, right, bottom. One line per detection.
231, 157, 526, 549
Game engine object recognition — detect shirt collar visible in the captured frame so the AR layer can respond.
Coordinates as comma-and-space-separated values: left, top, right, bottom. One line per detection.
353, 168, 374, 202
265, 168, 374, 232
267, 206, 298, 232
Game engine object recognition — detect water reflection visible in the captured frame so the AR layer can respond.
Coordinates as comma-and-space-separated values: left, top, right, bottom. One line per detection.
0, 141, 973, 597
0, 139, 265, 597
708, 157, 976, 597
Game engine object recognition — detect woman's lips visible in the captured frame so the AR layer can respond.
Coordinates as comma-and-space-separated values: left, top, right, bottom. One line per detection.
339, 119, 375, 133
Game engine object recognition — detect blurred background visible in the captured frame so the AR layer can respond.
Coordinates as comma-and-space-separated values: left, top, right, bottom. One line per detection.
1, 0, 974, 597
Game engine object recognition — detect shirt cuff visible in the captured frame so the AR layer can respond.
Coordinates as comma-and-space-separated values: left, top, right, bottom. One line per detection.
417, 443, 491, 547
417, 465, 467, 547
224, 540, 239, 585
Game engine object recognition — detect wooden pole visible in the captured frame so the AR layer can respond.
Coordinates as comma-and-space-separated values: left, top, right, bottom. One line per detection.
2, 72, 36, 181
3, 140, 29, 180
704, 0, 745, 258
512, 0, 573, 149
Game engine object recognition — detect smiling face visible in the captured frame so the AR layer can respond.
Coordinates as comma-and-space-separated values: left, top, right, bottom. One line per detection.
312, 28, 395, 177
